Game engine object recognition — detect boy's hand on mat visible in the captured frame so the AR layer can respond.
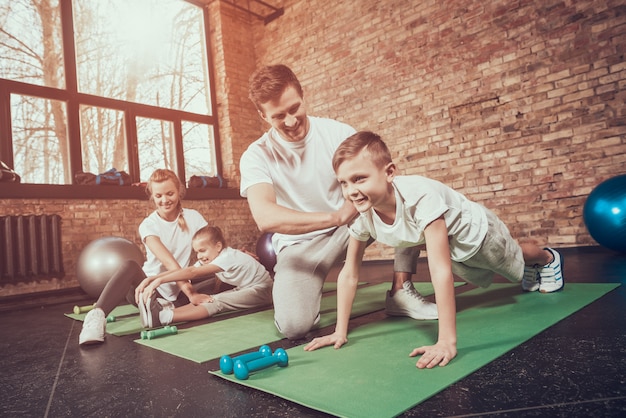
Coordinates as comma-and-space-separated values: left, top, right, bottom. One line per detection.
409, 342, 457, 368
303, 333, 348, 351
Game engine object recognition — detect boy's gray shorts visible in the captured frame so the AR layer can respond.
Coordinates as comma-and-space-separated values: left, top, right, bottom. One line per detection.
451, 208, 525, 288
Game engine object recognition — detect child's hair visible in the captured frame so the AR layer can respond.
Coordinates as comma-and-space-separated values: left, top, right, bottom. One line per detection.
332, 131, 393, 172
193, 225, 227, 248
248, 64, 304, 113
146, 169, 188, 232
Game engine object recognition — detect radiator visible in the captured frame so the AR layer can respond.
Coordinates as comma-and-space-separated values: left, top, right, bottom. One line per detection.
0, 214, 64, 280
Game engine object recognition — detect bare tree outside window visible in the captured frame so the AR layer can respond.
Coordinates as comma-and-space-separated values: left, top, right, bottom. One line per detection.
0, 0, 218, 185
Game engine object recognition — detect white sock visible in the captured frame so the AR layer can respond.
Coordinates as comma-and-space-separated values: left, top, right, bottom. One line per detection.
159, 308, 174, 325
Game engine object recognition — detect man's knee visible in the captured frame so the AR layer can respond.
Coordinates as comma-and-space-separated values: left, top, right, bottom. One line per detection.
274, 313, 318, 340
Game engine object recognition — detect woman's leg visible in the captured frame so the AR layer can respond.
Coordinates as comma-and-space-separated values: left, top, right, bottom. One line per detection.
95, 260, 146, 315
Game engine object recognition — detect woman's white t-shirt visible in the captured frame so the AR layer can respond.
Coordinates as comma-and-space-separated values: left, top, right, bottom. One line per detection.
139, 208, 208, 300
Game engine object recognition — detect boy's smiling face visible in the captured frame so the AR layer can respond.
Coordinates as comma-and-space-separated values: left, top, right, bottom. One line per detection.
335, 149, 396, 214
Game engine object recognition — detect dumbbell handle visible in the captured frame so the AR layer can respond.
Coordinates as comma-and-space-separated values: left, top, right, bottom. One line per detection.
73, 304, 95, 314
220, 345, 272, 374
141, 325, 177, 340
234, 348, 288, 380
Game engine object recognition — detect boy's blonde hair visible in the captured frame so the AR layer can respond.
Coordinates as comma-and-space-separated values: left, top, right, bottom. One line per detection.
146, 169, 188, 231
193, 225, 227, 248
332, 131, 393, 172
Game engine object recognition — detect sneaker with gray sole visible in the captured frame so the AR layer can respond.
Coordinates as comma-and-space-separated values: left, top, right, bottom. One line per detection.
79, 308, 106, 345
385, 280, 438, 320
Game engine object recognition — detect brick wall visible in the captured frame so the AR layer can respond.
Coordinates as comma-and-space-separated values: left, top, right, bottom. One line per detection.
3, 0, 625, 297
0, 198, 256, 297
228, 0, 626, 258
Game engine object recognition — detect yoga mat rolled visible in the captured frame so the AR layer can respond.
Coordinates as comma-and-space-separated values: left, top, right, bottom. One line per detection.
135, 282, 453, 364
210, 283, 619, 418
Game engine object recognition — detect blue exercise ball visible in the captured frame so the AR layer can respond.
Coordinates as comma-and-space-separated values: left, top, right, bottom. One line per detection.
583, 174, 626, 253
77, 236, 145, 298
256, 233, 277, 274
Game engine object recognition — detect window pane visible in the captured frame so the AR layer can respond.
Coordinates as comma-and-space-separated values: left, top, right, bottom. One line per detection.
73, 0, 211, 114
11, 94, 69, 184
79, 105, 128, 174
0, 0, 65, 88
137, 117, 175, 182
182, 121, 217, 177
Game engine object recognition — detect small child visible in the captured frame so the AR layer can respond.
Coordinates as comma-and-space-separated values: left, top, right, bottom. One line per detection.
304, 131, 564, 369
135, 226, 273, 328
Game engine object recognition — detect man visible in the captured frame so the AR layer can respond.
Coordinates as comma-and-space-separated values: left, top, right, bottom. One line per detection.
240, 64, 437, 340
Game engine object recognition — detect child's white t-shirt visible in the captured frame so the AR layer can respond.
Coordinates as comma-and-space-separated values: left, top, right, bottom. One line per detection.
195, 247, 271, 289
139, 208, 208, 300
349, 175, 488, 262
239, 116, 356, 253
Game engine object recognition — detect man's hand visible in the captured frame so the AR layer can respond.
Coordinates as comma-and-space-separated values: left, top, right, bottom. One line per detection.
303, 332, 348, 351
409, 341, 457, 368
334, 199, 359, 226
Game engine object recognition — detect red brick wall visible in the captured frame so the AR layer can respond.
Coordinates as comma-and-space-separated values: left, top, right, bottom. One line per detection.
0, 198, 256, 297
217, 0, 626, 259
3, 0, 625, 297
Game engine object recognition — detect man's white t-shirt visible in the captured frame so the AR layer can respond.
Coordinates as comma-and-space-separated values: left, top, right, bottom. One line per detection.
240, 116, 356, 253
349, 175, 488, 262
139, 208, 208, 300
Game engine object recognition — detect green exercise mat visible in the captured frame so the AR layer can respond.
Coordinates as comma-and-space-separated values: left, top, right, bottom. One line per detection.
135, 282, 453, 363
65, 304, 142, 336
64, 282, 346, 337
210, 283, 619, 418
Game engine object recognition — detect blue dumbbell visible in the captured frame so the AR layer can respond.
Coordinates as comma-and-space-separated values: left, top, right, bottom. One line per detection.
220, 345, 273, 374
233, 348, 289, 380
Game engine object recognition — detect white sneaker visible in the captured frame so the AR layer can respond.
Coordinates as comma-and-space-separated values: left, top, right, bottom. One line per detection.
79, 308, 106, 345
538, 248, 564, 293
385, 281, 438, 320
522, 265, 540, 292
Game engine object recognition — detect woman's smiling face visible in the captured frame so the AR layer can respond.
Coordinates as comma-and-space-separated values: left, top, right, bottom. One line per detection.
150, 179, 181, 221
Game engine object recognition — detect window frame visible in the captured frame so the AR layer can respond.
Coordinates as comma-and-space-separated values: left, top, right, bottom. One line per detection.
0, 0, 233, 200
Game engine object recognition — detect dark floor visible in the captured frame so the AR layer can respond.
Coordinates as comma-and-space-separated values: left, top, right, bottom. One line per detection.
1, 246, 625, 418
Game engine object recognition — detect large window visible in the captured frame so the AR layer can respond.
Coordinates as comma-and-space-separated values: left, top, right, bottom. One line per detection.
0, 0, 220, 188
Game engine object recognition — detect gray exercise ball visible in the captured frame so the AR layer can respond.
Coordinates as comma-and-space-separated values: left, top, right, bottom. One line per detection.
76, 236, 145, 298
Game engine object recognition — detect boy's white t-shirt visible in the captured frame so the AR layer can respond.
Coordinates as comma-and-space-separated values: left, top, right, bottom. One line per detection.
194, 247, 271, 288
239, 116, 356, 253
139, 208, 208, 300
349, 175, 488, 262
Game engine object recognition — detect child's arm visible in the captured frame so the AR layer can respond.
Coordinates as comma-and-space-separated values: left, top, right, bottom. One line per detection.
304, 237, 367, 351
136, 263, 223, 304
409, 217, 458, 368
142, 235, 203, 303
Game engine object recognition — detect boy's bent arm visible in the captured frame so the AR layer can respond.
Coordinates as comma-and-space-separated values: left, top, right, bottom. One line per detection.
304, 237, 367, 351
410, 217, 458, 368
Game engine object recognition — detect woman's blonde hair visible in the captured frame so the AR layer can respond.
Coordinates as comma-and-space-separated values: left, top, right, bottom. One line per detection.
146, 169, 188, 231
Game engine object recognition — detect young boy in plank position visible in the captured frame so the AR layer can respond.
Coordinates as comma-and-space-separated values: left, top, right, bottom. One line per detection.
304, 131, 564, 368
135, 226, 273, 328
